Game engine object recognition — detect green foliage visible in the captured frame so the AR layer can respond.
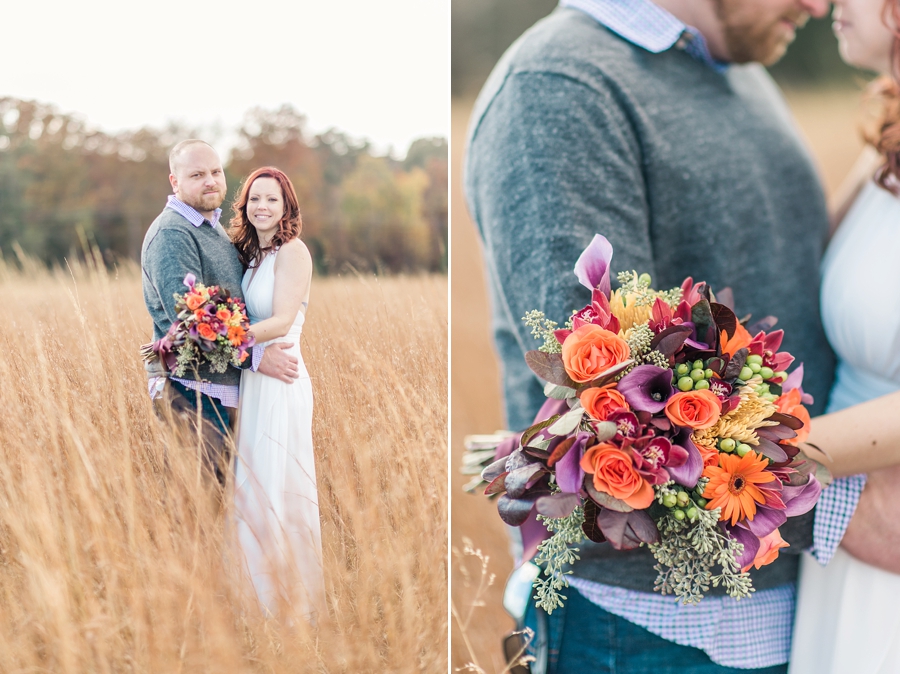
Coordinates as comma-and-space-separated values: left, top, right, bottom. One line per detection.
0, 98, 447, 274
532, 508, 586, 614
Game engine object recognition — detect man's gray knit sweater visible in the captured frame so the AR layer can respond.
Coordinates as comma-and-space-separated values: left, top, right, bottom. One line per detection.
141, 207, 246, 387
465, 8, 835, 593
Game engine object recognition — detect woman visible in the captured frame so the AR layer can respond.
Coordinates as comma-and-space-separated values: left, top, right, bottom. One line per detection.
229, 167, 323, 619
789, 1, 900, 670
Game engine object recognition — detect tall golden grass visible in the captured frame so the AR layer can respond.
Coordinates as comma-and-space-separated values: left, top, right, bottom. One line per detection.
0, 254, 447, 673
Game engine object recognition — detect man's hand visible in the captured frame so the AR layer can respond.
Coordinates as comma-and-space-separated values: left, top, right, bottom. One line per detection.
257, 343, 299, 384
840, 464, 900, 573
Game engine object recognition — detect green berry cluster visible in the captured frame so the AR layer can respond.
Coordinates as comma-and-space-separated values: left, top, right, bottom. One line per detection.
736, 355, 789, 402
717, 437, 753, 457
675, 359, 715, 392
661, 484, 708, 522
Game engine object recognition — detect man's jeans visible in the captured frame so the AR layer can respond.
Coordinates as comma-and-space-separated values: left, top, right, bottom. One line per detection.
154, 379, 233, 486
523, 589, 788, 674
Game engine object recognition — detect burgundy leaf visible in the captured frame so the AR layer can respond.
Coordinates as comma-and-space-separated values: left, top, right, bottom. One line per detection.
484, 472, 508, 496
710, 303, 738, 341
649, 325, 692, 357
581, 500, 607, 543
505, 463, 544, 499
535, 492, 582, 519
525, 351, 578, 388
753, 438, 789, 463
522, 446, 551, 460
583, 475, 633, 512
498, 494, 541, 527
768, 411, 805, 431
756, 425, 797, 443
481, 456, 510, 482
596, 509, 659, 550
723, 348, 749, 379
547, 436, 576, 468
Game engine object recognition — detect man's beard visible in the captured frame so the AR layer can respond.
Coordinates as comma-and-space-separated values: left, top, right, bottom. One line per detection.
715, 0, 806, 65
184, 189, 225, 213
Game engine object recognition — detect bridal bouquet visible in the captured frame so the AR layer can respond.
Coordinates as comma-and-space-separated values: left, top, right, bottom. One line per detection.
143, 273, 255, 377
471, 235, 826, 609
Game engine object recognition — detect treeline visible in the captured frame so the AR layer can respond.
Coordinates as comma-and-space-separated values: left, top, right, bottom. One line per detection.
0, 98, 447, 274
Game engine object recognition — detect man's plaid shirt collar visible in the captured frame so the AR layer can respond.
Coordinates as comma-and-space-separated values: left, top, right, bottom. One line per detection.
166, 194, 223, 229
559, 0, 729, 72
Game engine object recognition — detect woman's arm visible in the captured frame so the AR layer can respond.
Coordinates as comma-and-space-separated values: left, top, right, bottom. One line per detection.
800, 389, 900, 477
248, 239, 312, 344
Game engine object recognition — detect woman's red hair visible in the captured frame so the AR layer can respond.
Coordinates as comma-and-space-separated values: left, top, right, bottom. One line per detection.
867, 0, 900, 193
230, 167, 302, 267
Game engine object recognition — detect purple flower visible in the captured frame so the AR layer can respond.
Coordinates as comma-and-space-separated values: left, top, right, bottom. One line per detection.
574, 234, 613, 297
183, 273, 196, 288
616, 365, 674, 413
556, 432, 591, 494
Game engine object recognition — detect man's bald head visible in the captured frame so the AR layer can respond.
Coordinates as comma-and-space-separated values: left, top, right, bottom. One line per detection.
167, 140, 227, 217
169, 139, 217, 176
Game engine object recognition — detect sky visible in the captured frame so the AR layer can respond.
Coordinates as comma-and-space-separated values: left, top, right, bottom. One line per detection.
1, 0, 449, 158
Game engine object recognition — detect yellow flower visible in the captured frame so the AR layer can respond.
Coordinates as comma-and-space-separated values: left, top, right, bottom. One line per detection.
609, 289, 653, 333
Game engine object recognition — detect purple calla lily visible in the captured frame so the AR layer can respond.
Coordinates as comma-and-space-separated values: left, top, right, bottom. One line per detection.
783, 364, 814, 405
556, 432, 590, 494
183, 273, 196, 288
666, 429, 703, 487
574, 234, 613, 297
617, 365, 674, 413
726, 523, 761, 569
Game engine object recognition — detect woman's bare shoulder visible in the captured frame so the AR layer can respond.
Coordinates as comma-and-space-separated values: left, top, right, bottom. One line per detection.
277, 237, 312, 265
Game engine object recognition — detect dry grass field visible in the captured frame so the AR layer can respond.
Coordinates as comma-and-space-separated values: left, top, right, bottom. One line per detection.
0, 256, 447, 673
451, 87, 869, 670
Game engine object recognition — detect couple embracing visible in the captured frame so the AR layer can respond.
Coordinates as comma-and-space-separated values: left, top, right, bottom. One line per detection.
466, 0, 900, 671
141, 140, 322, 619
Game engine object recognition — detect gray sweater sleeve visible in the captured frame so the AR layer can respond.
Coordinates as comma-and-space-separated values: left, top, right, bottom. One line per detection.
143, 227, 205, 329
466, 71, 657, 428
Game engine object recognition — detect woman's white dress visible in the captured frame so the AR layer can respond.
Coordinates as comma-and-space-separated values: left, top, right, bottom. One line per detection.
790, 180, 900, 673
234, 249, 324, 617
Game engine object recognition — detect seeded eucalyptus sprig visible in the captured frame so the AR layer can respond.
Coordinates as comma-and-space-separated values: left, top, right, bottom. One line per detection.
532, 507, 586, 613
522, 310, 562, 354
615, 270, 683, 307
650, 498, 753, 605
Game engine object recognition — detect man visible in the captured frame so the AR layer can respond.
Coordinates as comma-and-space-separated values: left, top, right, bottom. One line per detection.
465, 0, 886, 671
142, 139, 297, 484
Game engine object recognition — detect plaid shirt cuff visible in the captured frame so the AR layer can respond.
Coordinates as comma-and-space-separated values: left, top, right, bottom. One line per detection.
251, 343, 264, 372
811, 473, 867, 566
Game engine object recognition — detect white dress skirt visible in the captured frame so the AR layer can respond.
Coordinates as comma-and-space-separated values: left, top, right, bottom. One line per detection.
234, 249, 324, 618
789, 181, 900, 673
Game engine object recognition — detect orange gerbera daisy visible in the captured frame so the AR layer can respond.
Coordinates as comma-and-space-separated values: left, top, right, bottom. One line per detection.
701, 450, 776, 526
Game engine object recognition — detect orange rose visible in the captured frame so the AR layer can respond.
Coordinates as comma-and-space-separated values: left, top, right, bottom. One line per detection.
580, 385, 628, 421
774, 388, 810, 445
216, 308, 232, 322
579, 443, 654, 509
693, 437, 720, 469
197, 323, 217, 341
561, 324, 630, 383
185, 293, 205, 311
664, 390, 722, 430
742, 528, 790, 572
